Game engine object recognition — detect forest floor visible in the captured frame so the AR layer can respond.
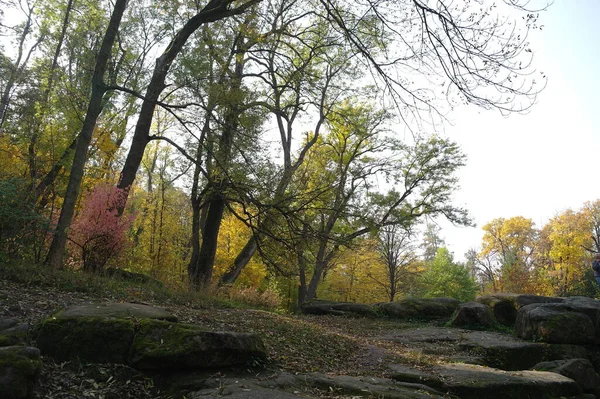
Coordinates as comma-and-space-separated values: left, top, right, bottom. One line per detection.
0, 267, 461, 398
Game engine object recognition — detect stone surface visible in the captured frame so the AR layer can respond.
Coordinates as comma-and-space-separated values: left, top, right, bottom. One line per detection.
56, 302, 177, 322
450, 302, 495, 328
533, 358, 600, 395
434, 363, 581, 399
129, 319, 267, 370
36, 316, 135, 364
0, 346, 42, 399
376, 298, 460, 320
0, 318, 29, 346
300, 300, 378, 317
477, 294, 564, 326
104, 267, 164, 287
516, 303, 595, 344
301, 373, 453, 399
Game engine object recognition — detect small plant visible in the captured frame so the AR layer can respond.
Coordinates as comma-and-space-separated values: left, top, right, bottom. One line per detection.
69, 184, 136, 273
218, 285, 282, 309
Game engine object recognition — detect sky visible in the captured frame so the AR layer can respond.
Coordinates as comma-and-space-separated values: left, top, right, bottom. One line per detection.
439, 0, 600, 260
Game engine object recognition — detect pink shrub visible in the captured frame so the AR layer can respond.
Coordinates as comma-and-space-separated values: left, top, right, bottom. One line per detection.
70, 184, 135, 273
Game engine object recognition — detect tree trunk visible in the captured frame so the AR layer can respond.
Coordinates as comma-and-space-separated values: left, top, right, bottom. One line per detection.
189, 194, 226, 288
219, 236, 257, 285
45, 0, 128, 269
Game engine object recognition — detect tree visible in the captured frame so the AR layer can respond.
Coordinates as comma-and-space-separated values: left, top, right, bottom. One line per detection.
371, 225, 419, 302
421, 222, 445, 262
419, 247, 478, 301
478, 216, 538, 293
45, 0, 128, 269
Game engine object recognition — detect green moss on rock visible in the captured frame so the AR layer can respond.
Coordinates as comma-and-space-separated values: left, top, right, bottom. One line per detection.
36, 316, 135, 364
130, 319, 266, 370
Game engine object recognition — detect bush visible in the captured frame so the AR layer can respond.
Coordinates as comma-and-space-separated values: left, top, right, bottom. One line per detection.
69, 184, 136, 273
218, 285, 282, 309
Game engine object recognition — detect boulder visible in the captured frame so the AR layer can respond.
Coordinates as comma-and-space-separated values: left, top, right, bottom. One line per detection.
0, 346, 42, 399
450, 302, 495, 328
376, 298, 460, 320
533, 358, 600, 395
0, 318, 29, 346
129, 319, 266, 370
36, 316, 136, 364
104, 267, 164, 288
516, 303, 596, 344
477, 293, 564, 326
458, 330, 546, 370
434, 363, 581, 399
300, 300, 377, 317
56, 302, 177, 322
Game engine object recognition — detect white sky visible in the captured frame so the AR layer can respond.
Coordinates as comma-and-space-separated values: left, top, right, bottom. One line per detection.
439, 0, 600, 260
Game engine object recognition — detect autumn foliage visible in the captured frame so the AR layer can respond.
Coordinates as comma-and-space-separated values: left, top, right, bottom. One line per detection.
70, 184, 135, 273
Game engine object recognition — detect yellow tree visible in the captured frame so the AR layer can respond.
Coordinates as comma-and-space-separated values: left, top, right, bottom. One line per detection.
479, 216, 538, 293
543, 209, 595, 296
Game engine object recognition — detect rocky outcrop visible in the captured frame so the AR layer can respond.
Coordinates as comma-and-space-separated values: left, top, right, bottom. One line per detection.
0, 346, 42, 399
300, 300, 378, 317
376, 298, 460, 320
515, 297, 600, 345
477, 293, 564, 326
433, 363, 581, 399
450, 302, 495, 328
0, 318, 29, 347
130, 319, 266, 370
36, 303, 267, 371
533, 358, 600, 396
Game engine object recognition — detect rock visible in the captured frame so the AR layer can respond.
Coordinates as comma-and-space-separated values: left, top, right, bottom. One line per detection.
434, 363, 581, 399
56, 302, 177, 322
301, 373, 453, 399
300, 300, 377, 317
477, 294, 564, 326
516, 303, 595, 344
533, 358, 600, 395
458, 330, 546, 371
387, 363, 445, 390
0, 318, 29, 346
36, 316, 135, 364
0, 346, 42, 399
129, 319, 266, 370
450, 302, 495, 328
376, 298, 460, 320
104, 267, 164, 287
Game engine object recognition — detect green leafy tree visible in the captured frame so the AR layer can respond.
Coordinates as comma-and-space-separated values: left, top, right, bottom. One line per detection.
419, 247, 478, 301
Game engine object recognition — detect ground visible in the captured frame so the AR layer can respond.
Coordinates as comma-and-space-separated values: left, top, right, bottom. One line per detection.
0, 277, 473, 398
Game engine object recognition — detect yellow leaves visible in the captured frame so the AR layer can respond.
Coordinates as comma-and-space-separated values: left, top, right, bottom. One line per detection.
0, 135, 24, 178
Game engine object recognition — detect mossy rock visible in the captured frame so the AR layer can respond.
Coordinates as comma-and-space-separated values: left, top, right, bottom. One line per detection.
129, 319, 267, 370
300, 300, 378, 318
516, 304, 595, 344
376, 298, 460, 320
56, 302, 177, 322
0, 346, 42, 399
36, 316, 135, 364
0, 319, 29, 347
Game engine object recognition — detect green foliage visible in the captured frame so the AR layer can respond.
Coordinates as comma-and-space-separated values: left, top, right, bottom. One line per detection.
0, 178, 47, 260
418, 247, 479, 301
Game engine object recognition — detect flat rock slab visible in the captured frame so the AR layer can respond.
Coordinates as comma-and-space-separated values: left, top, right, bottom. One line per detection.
57, 302, 177, 322
376, 298, 460, 320
300, 301, 378, 317
434, 363, 581, 399
130, 319, 266, 370
36, 304, 267, 371
378, 327, 585, 371
0, 346, 42, 399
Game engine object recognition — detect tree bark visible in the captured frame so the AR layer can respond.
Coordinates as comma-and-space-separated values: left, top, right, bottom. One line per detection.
45, 0, 128, 269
